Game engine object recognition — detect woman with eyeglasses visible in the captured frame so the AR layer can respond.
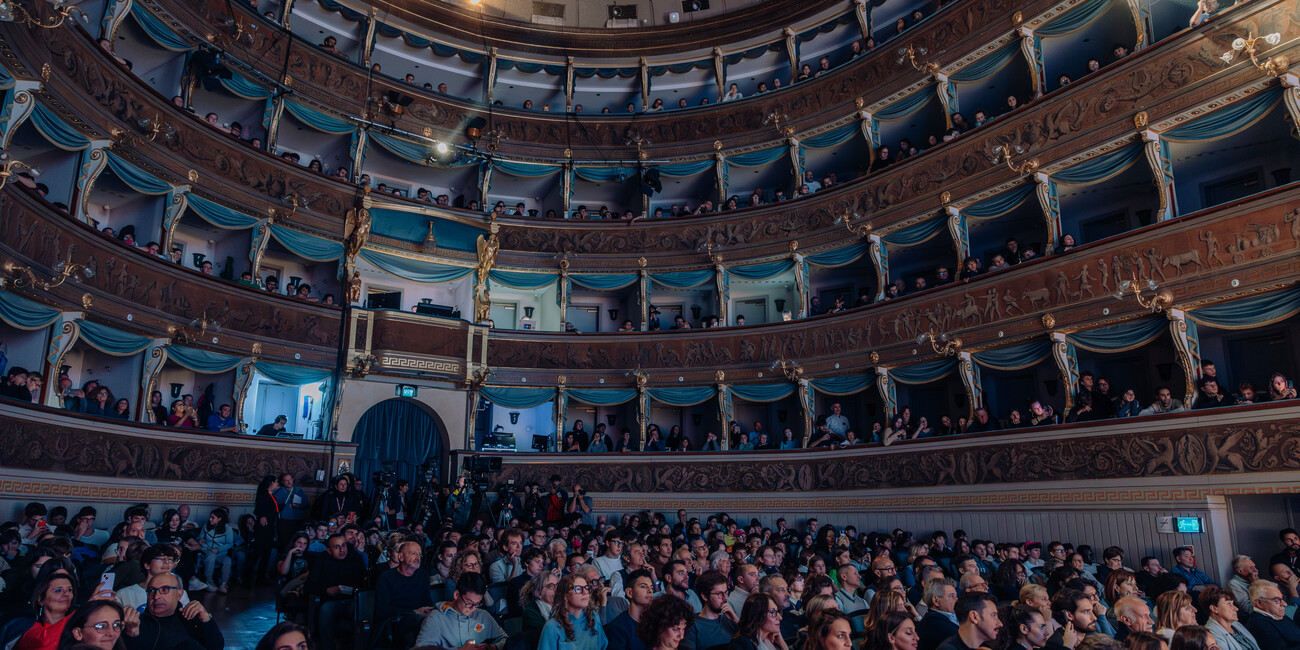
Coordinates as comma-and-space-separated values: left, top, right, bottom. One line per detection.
539, 573, 606, 650
729, 592, 788, 650
522, 569, 561, 634
56, 600, 138, 650
9, 572, 77, 650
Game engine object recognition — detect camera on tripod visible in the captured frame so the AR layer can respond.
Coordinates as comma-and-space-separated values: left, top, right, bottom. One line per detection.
372, 470, 396, 487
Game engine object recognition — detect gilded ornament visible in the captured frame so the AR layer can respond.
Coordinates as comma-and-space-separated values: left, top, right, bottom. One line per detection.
557, 375, 567, 386
713, 140, 723, 151
715, 370, 725, 382
1011, 11, 1023, 25
789, 241, 799, 252
80, 293, 93, 309
40, 64, 51, 82
637, 256, 647, 268
187, 169, 198, 183
1134, 112, 1149, 129
940, 191, 951, 204
251, 342, 263, 355
1042, 313, 1056, 329
869, 351, 880, 364
855, 97, 865, 109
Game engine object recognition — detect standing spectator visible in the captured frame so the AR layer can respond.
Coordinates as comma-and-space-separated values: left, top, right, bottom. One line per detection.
245, 475, 279, 585
275, 473, 308, 552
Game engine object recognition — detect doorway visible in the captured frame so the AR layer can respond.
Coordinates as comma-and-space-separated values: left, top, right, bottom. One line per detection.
254, 383, 298, 434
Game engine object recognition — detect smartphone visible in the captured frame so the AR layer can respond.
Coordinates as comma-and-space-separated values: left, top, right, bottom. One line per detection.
339, 585, 355, 595
97, 572, 115, 593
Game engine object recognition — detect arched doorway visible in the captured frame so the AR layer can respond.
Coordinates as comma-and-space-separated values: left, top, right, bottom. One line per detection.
352, 398, 449, 523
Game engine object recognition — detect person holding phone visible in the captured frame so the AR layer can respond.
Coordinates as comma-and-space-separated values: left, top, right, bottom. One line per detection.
305, 533, 367, 650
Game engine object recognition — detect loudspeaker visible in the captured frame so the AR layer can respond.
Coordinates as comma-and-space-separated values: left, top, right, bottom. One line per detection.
681, 0, 708, 12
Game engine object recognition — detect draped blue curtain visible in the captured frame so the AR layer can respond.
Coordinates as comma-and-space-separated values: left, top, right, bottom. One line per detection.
876, 87, 935, 120
950, 41, 1022, 82
568, 389, 638, 405
1161, 87, 1283, 142
494, 159, 563, 177
497, 59, 567, 75
480, 386, 555, 409
962, 182, 1037, 220
218, 73, 273, 100
353, 398, 443, 492
368, 131, 439, 166
972, 339, 1053, 370
729, 260, 794, 281
1187, 286, 1300, 329
730, 383, 795, 402
268, 225, 344, 261
1038, 0, 1116, 35
574, 166, 637, 183
488, 270, 558, 290
647, 386, 716, 406
891, 359, 958, 384
358, 249, 474, 284
30, 104, 92, 151
187, 194, 262, 229
78, 320, 153, 356
881, 216, 948, 246
1052, 144, 1144, 185
802, 123, 860, 149
811, 373, 874, 396
0, 290, 61, 330
658, 159, 715, 177
105, 153, 172, 195
651, 269, 714, 289
1067, 317, 1167, 353
727, 147, 788, 167
129, 4, 194, 51
166, 345, 243, 373
316, 0, 366, 20
570, 274, 639, 290
282, 100, 356, 135
806, 243, 868, 267
256, 362, 333, 385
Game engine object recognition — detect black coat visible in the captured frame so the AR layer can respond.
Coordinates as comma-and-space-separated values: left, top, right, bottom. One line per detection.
918, 610, 960, 650
1246, 614, 1300, 650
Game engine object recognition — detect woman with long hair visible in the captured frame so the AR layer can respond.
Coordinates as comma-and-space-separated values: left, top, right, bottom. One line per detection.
199, 509, 235, 592
864, 591, 918, 638
1018, 584, 1058, 637
1154, 591, 1198, 642
246, 474, 280, 585
991, 604, 1050, 650
993, 559, 1029, 601
166, 399, 196, 428
1169, 626, 1217, 650
539, 573, 604, 650
11, 572, 77, 650
1104, 569, 1140, 606
110, 398, 131, 420
253, 621, 313, 650
522, 569, 560, 633
865, 611, 918, 650
804, 610, 853, 650
56, 599, 134, 650
730, 593, 788, 650
636, 595, 695, 650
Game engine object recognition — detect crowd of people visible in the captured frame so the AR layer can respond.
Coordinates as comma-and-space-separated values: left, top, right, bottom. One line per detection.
4, 477, 1300, 650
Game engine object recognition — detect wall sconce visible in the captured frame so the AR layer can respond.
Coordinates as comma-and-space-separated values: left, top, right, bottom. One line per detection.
1221, 32, 1286, 76
1114, 275, 1173, 313
897, 44, 939, 74
771, 358, 803, 381
523, 306, 535, 318
991, 143, 1039, 174
608, 309, 619, 321
691, 414, 702, 426
0, 153, 38, 190
690, 304, 702, 320
606, 414, 616, 426
774, 299, 785, 312
835, 211, 873, 237
509, 411, 520, 425
135, 115, 176, 143
423, 221, 437, 250
169, 383, 183, 398
0, 0, 87, 28
762, 110, 793, 137
776, 409, 788, 423
916, 329, 962, 356
1, 251, 95, 291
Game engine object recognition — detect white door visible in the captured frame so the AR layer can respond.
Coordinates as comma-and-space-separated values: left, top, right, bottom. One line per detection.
735, 298, 767, 325
255, 384, 299, 435
569, 305, 599, 332
491, 302, 518, 329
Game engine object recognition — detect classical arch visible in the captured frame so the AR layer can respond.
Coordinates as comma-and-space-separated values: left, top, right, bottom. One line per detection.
351, 398, 451, 492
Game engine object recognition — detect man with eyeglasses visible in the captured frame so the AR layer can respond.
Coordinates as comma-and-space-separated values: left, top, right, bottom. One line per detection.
690, 570, 739, 650
415, 573, 506, 650
116, 545, 191, 613
1245, 579, 1300, 648
865, 555, 899, 601
128, 573, 222, 650
594, 531, 627, 592
305, 533, 367, 650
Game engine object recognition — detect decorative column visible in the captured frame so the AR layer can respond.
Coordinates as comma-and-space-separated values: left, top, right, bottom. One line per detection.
162, 187, 190, 252
1049, 331, 1079, 415
138, 340, 169, 422
263, 95, 286, 152
478, 159, 494, 209
1167, 309, 1201, 408
716, 376, 733, 450
552, 381, 567, 449
875, 367, 897, 421
783, 27, 798, 84
249, 220, 272, 280
0, 80, 40, 149
868, 234, 888, 301
957, 352, 982, 420
361, 13, 377, 68
1018, 26, 1045, 96
792, 252, 809, 319
101, 0, 132, 41
787, 136, 803, 192
561, 158, 573, 216
712, 47, 725, 102
713, 150, 727, 205
233, 359, 255, 432
73, 144, 111, 224
1283, 74, 1300, 129
714, 261, 729, 325
557, 259, 570, 326
564, 56, 575, 111
945, 206, 968, 271
485, 47, 499, 105
637, 264, 650, 331
349, 129, 368, 183
1124, 0, 1149, 50
852, 0, 871, 40
639, 57, 650, 110
857, 109, 878, 171
43, 314, 81, 408
1141, 126, 1175, 221
465, 387, 482, 450
935, 74, 958, 128
1034, 172, 1061, 253
635, 371, 649, 449
796, 376, 814, 447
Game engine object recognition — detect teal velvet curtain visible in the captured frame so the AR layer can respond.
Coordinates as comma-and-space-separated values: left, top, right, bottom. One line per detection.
658, 159, 715, 177
891, 359, 958, 384
972, 339, 1053, 370
877, 86, 935, 121
78, 320, 153, 356
573, 166, 638, 183
950, 41, 1022, 83
166, 345, 243, 373
256, 361, 333, 385
730, 383, 795, 402
881, 216, 947, 246
480, 386, 555, 409
962, 182, 1037, 220
268, 224, 344, 261
1161, 87, 1283, 142
570, 274, 639, 290
282, 100, 356, 135
647, 386, 716, 406
802, 123, 860, 149
1187, 286, 1300, 329
568, 388, 638, 405
1067, 316, 1167, 353
494, 159, 563, 177
0, 290, 61, 330
1051, 144, 1144, 185
358, 249, 474, 284
218, 73, 273, 100
1038, 0, 1116, 35
806, 243, 868, 267
368, 131, 436, 165
650, 269, 714, 289
728, 260, 794, 281
30, 104, 92, 151
129, 4, 194, 51
105, 153, 172, 195
488, 270, 558, 290
186, 194, 262, 229
811, 373, 874, 396
727, 147, 789, 167
353, 398, 443, 489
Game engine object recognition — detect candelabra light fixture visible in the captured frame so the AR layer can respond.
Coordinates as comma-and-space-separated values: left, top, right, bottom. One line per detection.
763, 110, 793, 137
1220, 32, 1287, 76
834, 211, 873, 237
991, 143, 1039, 174
1114, 275, 1174, 313
916, 329, 962, 356
770, 358, 804, 381
625, 132, 650, 160
0, 152, 38, 190
0, 0, 87, 28
0, 251, 94, 291
897, 44, 940, 74
135, 115, 176, 143
168, 311, 222, 344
